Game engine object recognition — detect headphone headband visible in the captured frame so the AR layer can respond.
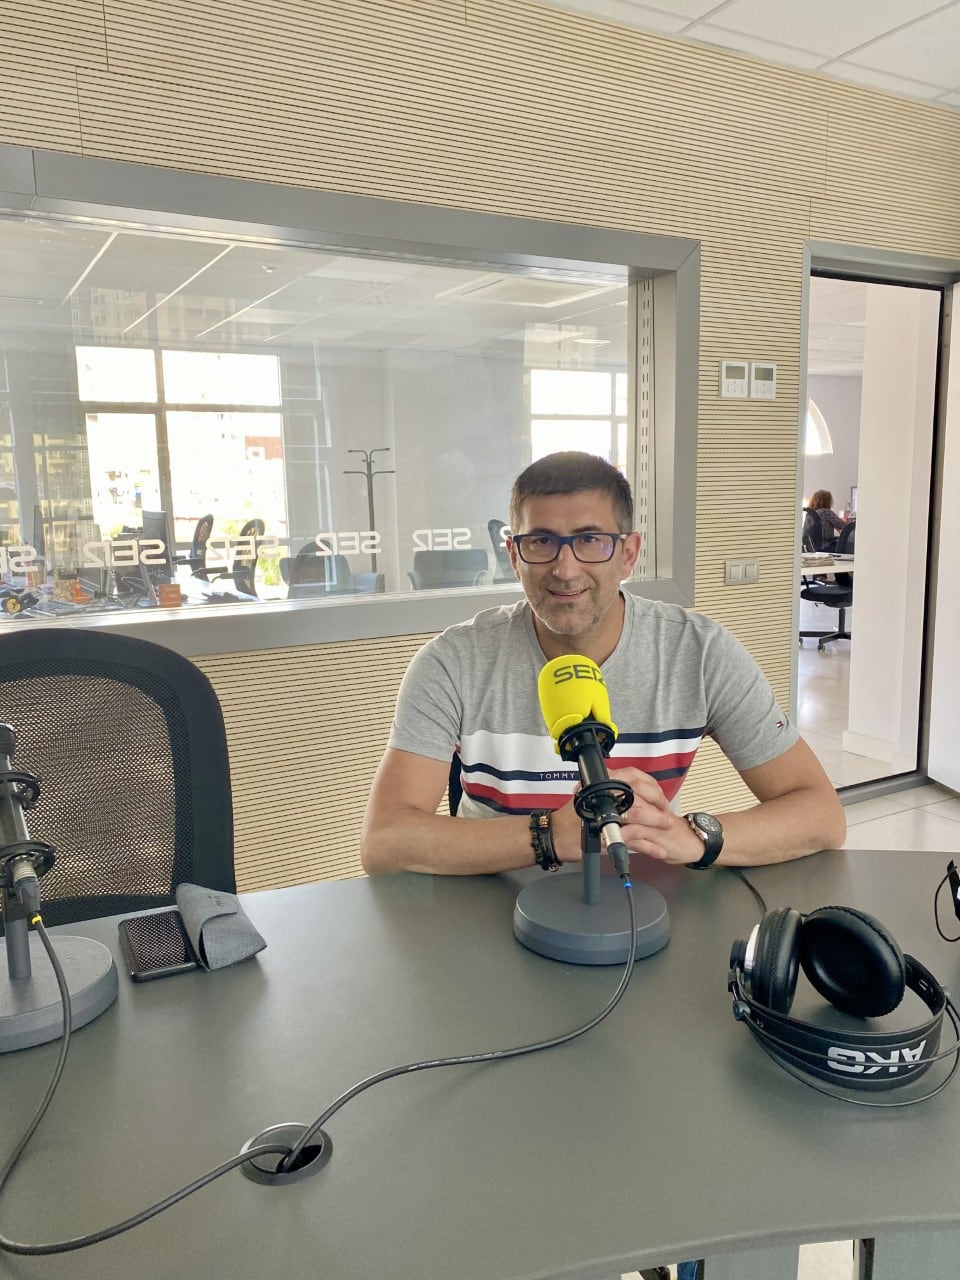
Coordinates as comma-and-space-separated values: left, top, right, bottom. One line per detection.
729, 953, 945, 1090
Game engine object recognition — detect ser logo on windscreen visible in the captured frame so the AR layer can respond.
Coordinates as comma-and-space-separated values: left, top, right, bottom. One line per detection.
551, 663, 606, 686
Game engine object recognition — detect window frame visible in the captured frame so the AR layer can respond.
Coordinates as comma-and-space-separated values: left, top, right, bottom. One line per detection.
0, 143, 700, 655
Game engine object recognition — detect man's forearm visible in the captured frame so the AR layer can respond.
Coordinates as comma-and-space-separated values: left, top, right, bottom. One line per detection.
715, 787, 846, 867
361, 810, 540, 876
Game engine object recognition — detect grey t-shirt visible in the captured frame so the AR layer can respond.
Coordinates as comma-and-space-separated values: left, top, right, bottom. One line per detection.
388, 593, 798, 818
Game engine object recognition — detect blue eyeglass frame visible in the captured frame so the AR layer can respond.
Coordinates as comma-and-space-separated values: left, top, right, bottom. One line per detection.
511, 532, 625, 564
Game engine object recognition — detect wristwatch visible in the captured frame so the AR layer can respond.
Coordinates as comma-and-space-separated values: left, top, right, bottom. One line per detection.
684, 812, 724, 869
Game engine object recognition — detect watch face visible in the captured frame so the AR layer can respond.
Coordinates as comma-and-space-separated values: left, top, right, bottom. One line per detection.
696, 813, 723, 838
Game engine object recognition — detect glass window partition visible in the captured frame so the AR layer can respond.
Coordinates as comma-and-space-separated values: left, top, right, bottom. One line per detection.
0, 208, 654, 619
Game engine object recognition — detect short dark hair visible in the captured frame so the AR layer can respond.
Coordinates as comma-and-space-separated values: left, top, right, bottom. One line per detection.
509, 452, 634, 533
809, 489, 834, 511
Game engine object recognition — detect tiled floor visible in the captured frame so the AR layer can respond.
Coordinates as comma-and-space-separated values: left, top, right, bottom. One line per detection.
797, 599, 891, 789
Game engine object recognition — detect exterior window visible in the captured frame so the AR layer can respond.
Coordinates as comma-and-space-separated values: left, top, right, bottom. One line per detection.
529, 369, 628, 472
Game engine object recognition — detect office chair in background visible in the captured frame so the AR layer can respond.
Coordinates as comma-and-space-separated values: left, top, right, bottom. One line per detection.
180, 513, 215, 580
206, 517, 264, 597
800, 519, 855, 650
0, 629, 236, 927
487, 518, 515, 583
279, 544, 384, 597
407, 548, 489, 589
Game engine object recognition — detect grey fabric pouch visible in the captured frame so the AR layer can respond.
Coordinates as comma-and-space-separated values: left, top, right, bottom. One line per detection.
175, 883, 267, 971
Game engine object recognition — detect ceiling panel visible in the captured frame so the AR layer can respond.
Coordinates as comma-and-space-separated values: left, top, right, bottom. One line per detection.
700, 0, 951, 62
840, 5, 960, 86
534, 0, 960, 107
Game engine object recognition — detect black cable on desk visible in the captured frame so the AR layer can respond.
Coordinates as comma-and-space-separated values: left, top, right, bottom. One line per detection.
0, 884, 639, 1255
281, 880, 639, 1172
0, 916, 292, 1257
728, 867, 767, 916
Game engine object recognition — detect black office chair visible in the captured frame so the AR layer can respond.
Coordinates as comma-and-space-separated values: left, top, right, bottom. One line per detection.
487, 518, 515, 583
207, 517, 264, 597
180, 513, 214, 580
802, 506, 841, 554
279, 546, 385, 598
800, 520, 855, 650
447, 752, 463, 816
0, 629, 236, 927
407, 548, 489, 589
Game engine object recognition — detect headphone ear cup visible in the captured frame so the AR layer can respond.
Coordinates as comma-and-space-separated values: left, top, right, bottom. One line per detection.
799, 905, 906, 1018
750, 908, 803, 1014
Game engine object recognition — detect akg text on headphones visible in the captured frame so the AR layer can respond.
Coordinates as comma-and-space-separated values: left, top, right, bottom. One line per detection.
729, 905, 959, 1103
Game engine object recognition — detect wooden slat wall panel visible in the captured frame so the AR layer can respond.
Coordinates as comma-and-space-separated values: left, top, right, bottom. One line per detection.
193, 635, 434, 891
0, 0, 106, 150
3, 0, 960, 881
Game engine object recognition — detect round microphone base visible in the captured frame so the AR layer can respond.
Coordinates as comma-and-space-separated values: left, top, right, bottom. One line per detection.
0, 934, 119, 1053
513, 872, 670, 965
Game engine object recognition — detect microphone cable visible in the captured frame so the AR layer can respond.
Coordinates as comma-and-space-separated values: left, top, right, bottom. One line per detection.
0, 882, 639, 1256
933, 863, 960, 943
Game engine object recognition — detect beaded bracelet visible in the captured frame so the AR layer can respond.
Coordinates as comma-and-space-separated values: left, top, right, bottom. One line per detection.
529, 810, 561, 871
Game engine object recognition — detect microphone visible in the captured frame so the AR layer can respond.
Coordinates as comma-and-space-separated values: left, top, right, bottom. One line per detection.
0, 723, 55, 914
0, 722, 119, 1055
537, 656, 633, 879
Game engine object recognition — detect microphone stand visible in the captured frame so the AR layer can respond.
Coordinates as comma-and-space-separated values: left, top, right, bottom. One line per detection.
513, 722, 671, 966
0, 725, 118, 1053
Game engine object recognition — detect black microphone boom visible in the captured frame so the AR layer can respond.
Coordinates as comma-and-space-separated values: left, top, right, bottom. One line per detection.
0, 724, 56, 917
556, 719, 633, 879
0, 722, 119, 1054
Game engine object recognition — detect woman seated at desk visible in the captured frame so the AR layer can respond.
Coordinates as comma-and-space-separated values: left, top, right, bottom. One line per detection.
803, 489, 847, 553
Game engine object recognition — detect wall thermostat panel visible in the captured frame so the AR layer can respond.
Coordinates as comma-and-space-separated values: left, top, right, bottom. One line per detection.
749, 362, 777, 399
719, 360, 749, 398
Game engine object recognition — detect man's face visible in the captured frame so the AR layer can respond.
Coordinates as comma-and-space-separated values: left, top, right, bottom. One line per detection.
508, 489, 640, 654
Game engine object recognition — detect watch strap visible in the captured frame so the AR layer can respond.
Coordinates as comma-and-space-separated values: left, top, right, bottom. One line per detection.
684, 812, 723, 870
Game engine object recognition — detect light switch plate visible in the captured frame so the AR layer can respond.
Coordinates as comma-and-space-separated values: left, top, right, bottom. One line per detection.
725, 558, 759, 585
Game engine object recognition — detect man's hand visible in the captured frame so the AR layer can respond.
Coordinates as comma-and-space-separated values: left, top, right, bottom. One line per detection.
549, 766, 695, 865
605, 766, 698, 864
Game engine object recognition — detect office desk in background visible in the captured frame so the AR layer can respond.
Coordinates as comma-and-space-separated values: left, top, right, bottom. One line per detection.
800, 555, 856, 576
3, 850, 960, 1280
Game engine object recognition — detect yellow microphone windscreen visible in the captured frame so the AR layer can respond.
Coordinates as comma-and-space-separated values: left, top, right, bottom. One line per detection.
537, 655, 617, 747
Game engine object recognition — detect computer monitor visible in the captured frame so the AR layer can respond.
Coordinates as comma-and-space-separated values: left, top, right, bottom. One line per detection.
32, 504, 45, 561
139, 510, 174, 582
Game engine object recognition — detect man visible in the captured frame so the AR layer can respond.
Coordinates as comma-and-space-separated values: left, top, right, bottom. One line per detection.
361, 452, 844, 875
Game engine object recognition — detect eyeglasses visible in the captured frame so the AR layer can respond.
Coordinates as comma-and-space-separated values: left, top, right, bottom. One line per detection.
511, 532, 625, 564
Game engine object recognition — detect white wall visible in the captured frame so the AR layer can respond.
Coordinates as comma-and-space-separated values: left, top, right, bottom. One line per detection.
928, 285, 960, 790
804, 374, 861, 514
844, 285, 939, 769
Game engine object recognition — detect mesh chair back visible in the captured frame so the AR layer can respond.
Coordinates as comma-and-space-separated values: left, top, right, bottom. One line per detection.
190, 513, 215, 579
409, 548, 489, 588
0, 630, 235, 926
487, 519, 514, 581
287, 546, 354, 597
802, 508, 826, 552
833, 519, 855, 588
232, 518, 265, 596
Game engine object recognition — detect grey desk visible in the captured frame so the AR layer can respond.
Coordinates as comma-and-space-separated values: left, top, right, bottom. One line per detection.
2, 849, 960, 1280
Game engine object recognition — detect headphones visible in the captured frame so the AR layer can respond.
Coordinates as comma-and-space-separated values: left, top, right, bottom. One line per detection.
728, 905, 958, 1102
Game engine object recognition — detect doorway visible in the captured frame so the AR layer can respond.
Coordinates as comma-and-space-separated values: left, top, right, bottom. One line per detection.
799, 275, 941, 789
